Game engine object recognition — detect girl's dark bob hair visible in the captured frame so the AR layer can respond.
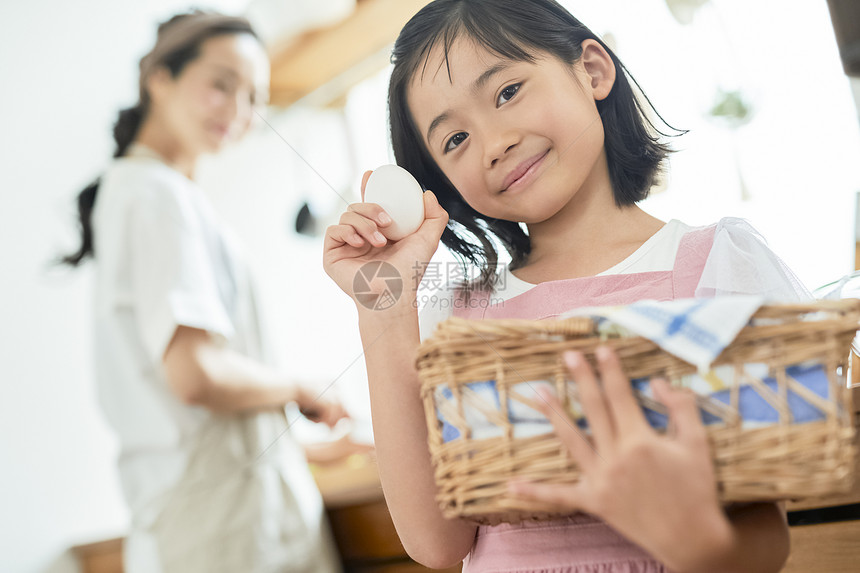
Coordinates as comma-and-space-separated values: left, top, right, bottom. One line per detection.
388, 0, 682, 288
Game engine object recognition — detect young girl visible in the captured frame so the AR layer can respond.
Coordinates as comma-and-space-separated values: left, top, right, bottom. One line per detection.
63, 10, 344, 573
323, 0, 808, 571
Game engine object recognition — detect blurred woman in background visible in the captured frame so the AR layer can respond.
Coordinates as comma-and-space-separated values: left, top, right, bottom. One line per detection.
62, 10, 344, 572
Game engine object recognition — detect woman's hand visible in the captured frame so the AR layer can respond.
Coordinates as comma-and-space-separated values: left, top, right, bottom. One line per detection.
294, 386, 350, 428
303, 430, 376, 466
508, 347, 734, 572
323, 170, 449, 312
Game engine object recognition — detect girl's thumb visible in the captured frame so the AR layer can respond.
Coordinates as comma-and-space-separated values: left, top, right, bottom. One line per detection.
423, 190, 449, 226
360, 170, 373, 201
424, 189, 445, 215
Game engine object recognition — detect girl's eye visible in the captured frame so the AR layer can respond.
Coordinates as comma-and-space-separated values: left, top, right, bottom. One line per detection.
497, 83, 521, 106
445, 132, 468, 153
214, 81, 231, 93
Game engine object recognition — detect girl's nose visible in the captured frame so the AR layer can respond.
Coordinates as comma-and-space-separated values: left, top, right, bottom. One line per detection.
483, 127, 520, 169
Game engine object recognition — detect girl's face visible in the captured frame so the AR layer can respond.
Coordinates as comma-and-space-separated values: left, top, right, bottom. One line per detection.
407, 38, 614, 224
149, 33, 269, 156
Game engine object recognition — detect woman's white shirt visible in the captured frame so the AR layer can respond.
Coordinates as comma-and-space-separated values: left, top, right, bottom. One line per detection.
92, 151, 258, 508
91, 148, 338, 572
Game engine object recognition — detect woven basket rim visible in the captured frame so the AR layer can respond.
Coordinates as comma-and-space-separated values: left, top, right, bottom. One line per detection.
416, 299, 860, 366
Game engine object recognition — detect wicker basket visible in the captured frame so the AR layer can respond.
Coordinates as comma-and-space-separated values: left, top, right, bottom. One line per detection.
416, 300, 860, 525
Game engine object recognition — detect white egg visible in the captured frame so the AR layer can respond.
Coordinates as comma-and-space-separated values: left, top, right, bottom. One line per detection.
364, 164, 425, 241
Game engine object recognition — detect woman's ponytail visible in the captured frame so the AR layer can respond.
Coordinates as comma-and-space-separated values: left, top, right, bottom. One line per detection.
60, 104, 144, 266
112, 105, 144, 159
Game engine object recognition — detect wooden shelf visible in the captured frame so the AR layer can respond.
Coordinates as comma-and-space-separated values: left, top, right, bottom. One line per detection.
268, 0, 430, 107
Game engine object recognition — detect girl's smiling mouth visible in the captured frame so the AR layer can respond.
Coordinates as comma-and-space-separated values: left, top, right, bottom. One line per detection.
501, 149, 550, 193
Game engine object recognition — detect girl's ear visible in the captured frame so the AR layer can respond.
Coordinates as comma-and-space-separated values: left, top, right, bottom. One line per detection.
579, 39, 616, 101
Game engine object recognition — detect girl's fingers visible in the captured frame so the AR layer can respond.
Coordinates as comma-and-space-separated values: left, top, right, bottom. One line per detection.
563, 351, 615, 456
339, 210, 388, 246
347, 201, 392, 228
651, 378, 707, 446
535, 387, 597, 472
594, 346, 651, 435
507, 479, 591, 514
325, 224, 367, 248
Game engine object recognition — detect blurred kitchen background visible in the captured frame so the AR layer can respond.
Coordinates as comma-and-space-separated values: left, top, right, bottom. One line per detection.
1, 0, 860, 571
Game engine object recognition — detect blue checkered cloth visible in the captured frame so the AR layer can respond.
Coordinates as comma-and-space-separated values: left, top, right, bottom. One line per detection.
561, 295, 764, 372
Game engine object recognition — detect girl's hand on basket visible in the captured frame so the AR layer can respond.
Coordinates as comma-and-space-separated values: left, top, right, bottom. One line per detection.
323, 170, 449, 312
507, 347, 734, 572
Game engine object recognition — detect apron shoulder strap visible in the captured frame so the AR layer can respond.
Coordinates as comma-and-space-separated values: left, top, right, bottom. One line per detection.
672, 225, 717, 299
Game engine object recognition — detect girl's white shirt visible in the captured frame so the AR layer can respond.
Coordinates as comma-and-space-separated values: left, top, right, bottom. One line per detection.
91, 144, 338, 572
418, 218, 811, 342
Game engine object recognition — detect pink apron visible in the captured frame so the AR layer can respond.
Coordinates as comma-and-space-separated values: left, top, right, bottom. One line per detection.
452, 226, 715, 573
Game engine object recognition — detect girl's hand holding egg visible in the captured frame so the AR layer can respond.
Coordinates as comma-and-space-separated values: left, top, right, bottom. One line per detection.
323, 165, 448, 312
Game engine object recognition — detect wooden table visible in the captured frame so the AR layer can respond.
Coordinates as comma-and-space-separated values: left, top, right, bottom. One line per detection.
311, 453, 461, 572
